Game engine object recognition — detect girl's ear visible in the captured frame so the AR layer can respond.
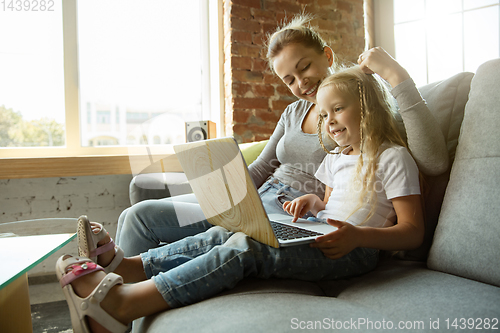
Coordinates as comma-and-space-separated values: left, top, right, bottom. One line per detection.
324, 47, 334, 66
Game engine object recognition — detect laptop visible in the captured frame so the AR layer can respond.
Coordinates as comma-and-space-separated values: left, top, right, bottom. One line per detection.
173, 137, 338, 248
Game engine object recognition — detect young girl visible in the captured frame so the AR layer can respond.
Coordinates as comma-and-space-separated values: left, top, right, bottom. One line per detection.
114, 14, 446, 257
283, 66, 424, 259
57, 65, 424, 333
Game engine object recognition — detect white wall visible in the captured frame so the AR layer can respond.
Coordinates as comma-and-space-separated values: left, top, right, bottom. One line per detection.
0, 174, 132, 276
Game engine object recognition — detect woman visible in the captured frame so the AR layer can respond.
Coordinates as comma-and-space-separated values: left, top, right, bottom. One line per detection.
114, 15, 447, 256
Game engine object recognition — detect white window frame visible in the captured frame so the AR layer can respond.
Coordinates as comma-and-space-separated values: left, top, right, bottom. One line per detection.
373, 0, 397, 57
0, 0, 224, 178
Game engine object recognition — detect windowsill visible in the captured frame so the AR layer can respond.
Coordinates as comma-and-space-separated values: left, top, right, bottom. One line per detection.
0, 154, 183, 179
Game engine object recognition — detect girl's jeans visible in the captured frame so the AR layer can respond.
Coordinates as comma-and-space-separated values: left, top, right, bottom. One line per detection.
141, 226, 379, 308
116, 177, 313, 256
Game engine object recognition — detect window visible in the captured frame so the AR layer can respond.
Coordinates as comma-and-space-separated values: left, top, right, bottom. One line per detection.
0, 0, 222, 159
0, 1, 65, 148
374, 0, 499, 87
78, 0, 207, 148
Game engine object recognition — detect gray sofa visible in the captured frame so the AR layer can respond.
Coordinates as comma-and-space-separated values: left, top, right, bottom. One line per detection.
130, 59, 500, 332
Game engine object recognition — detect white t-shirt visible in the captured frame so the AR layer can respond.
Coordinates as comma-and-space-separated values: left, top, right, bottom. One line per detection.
315, 143, 420, 228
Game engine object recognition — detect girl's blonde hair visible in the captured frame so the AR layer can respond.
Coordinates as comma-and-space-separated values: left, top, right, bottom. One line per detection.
317, 66, 407, 224
266, 14, 337, 73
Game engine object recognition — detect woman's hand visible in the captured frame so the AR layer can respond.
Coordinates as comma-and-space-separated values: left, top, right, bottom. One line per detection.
357, 47, 410, 88
309, 219, 360, 259
283, 194, 322, 222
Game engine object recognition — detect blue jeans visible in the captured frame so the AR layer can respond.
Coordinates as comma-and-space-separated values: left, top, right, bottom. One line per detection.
257, 177, 315, 218
141, 226, 379, 308
116, 193, 212, 257
116, 177, 313, 256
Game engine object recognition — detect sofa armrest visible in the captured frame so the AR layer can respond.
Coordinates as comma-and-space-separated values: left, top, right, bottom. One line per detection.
129, 172, 193, 205
128, 140, 269, 205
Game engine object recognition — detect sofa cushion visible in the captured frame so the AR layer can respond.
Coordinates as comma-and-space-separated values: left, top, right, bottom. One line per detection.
239, 140, 269, 165
132, 260, 500, 333
132, 293, 392, 333
400, 72, 473, 261
418, 72, 474, 161
329, 259, 500, 321
132, 276, 394, 333
428, 58, 500, 287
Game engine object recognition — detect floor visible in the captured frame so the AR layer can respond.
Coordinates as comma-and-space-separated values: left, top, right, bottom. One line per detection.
31, 301, 72, 333
30, 279, 73, 333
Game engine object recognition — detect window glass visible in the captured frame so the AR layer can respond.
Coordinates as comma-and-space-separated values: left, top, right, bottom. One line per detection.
394, 21, 427, 86
426, 0, 462, 16
77, 0, 203, 147
464, 0, 499, 10
0, 2, 65, 148
393, 0, 499, 86
464, 6, 499, 72
394, 0, 425, 23
427, 13, 463, 83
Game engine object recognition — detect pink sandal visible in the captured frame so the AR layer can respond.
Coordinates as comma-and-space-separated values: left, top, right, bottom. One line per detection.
56, 255, 128, 333
77, 215, 124, 273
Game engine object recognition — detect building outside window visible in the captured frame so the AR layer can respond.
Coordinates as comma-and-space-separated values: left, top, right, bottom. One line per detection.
96, 111, 111, 125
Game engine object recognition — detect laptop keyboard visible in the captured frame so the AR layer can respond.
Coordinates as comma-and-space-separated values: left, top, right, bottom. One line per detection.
270, 221, 322, 240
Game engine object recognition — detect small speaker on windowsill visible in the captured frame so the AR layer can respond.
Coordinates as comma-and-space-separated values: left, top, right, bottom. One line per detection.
185, 120, 216, 142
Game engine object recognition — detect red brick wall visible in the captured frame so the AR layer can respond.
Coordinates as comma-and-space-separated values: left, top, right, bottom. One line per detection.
223, 0, 365, 143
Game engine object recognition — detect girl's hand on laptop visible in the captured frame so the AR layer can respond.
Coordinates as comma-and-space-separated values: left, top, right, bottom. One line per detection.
310, 219, 360, 259
282, 194, 321, 222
